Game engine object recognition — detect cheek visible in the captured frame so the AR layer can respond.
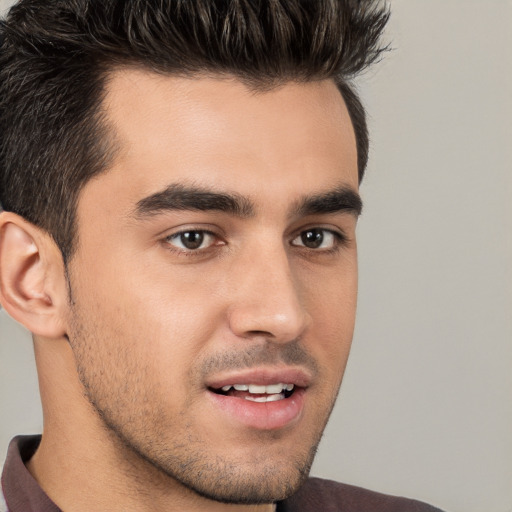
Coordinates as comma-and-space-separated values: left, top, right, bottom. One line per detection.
302, 260, 357, 375
305, 256, 358, 326
65, 277, 213, 424
66, 285, 201, 428
70, 249, 225, 350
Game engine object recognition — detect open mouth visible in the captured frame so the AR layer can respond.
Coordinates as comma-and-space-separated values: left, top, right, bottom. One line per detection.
209, 383, 297, 403
206, 376, 308, 429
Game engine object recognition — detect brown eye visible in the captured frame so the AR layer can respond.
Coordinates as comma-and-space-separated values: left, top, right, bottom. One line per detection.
301, 229, 324, 248
291, 229, 338, 250
166, 230, 215, 251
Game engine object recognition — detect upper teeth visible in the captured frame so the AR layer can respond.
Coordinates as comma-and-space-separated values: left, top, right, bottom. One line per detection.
220, 383, 294, 393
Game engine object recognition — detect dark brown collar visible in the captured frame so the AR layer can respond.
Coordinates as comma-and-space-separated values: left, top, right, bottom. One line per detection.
1, 436, 61, 512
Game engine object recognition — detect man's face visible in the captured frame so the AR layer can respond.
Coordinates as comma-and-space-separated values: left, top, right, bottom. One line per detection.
65, 70, 360, 503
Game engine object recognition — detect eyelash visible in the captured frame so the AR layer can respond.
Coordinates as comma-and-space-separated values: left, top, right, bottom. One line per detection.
163, 227, 348, 256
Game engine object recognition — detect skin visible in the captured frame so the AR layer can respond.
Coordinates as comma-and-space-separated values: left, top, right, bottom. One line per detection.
0, 70, 359, 512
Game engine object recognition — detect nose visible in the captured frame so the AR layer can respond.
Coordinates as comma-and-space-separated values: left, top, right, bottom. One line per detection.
228, 244, 311, 343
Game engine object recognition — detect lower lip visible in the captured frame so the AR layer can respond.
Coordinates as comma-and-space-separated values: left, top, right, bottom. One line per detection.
207, 389, 306, 430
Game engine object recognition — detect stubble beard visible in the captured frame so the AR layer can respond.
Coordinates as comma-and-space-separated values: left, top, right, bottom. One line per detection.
102, 419, 322, 505
79, 372, 329, 505
67, 303, 339, 505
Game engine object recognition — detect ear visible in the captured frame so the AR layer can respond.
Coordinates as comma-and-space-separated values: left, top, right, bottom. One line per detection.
0, 211, 68, 338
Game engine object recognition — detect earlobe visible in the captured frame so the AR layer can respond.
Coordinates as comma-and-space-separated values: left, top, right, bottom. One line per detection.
0, 212, 68, 338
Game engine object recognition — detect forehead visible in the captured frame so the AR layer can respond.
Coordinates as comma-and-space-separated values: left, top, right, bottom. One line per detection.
84, 69, 358, 213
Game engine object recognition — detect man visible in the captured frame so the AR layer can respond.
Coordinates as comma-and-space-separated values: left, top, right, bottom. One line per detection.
0, 1, 445, 511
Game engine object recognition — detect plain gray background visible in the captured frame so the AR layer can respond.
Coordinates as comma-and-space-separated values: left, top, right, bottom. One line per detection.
1, 1, 511, 511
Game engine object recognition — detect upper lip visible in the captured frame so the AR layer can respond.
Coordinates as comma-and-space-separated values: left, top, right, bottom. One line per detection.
205, 366, 313, 390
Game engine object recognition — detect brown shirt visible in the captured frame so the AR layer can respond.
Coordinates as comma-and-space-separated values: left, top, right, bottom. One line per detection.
1, 436, 446, 512
1, 437, 59, 512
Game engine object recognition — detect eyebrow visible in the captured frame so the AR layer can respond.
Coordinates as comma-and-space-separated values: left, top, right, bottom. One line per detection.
134, 184, 254, 218
133, 183, 362, 220
292, 186, 363, 218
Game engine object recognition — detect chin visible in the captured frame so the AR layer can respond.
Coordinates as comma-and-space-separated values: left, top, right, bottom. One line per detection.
126, 434, 319, 505
173, 457, 313, 505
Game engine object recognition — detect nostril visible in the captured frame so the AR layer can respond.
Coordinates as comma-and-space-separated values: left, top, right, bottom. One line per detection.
246, 330, 273, 337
